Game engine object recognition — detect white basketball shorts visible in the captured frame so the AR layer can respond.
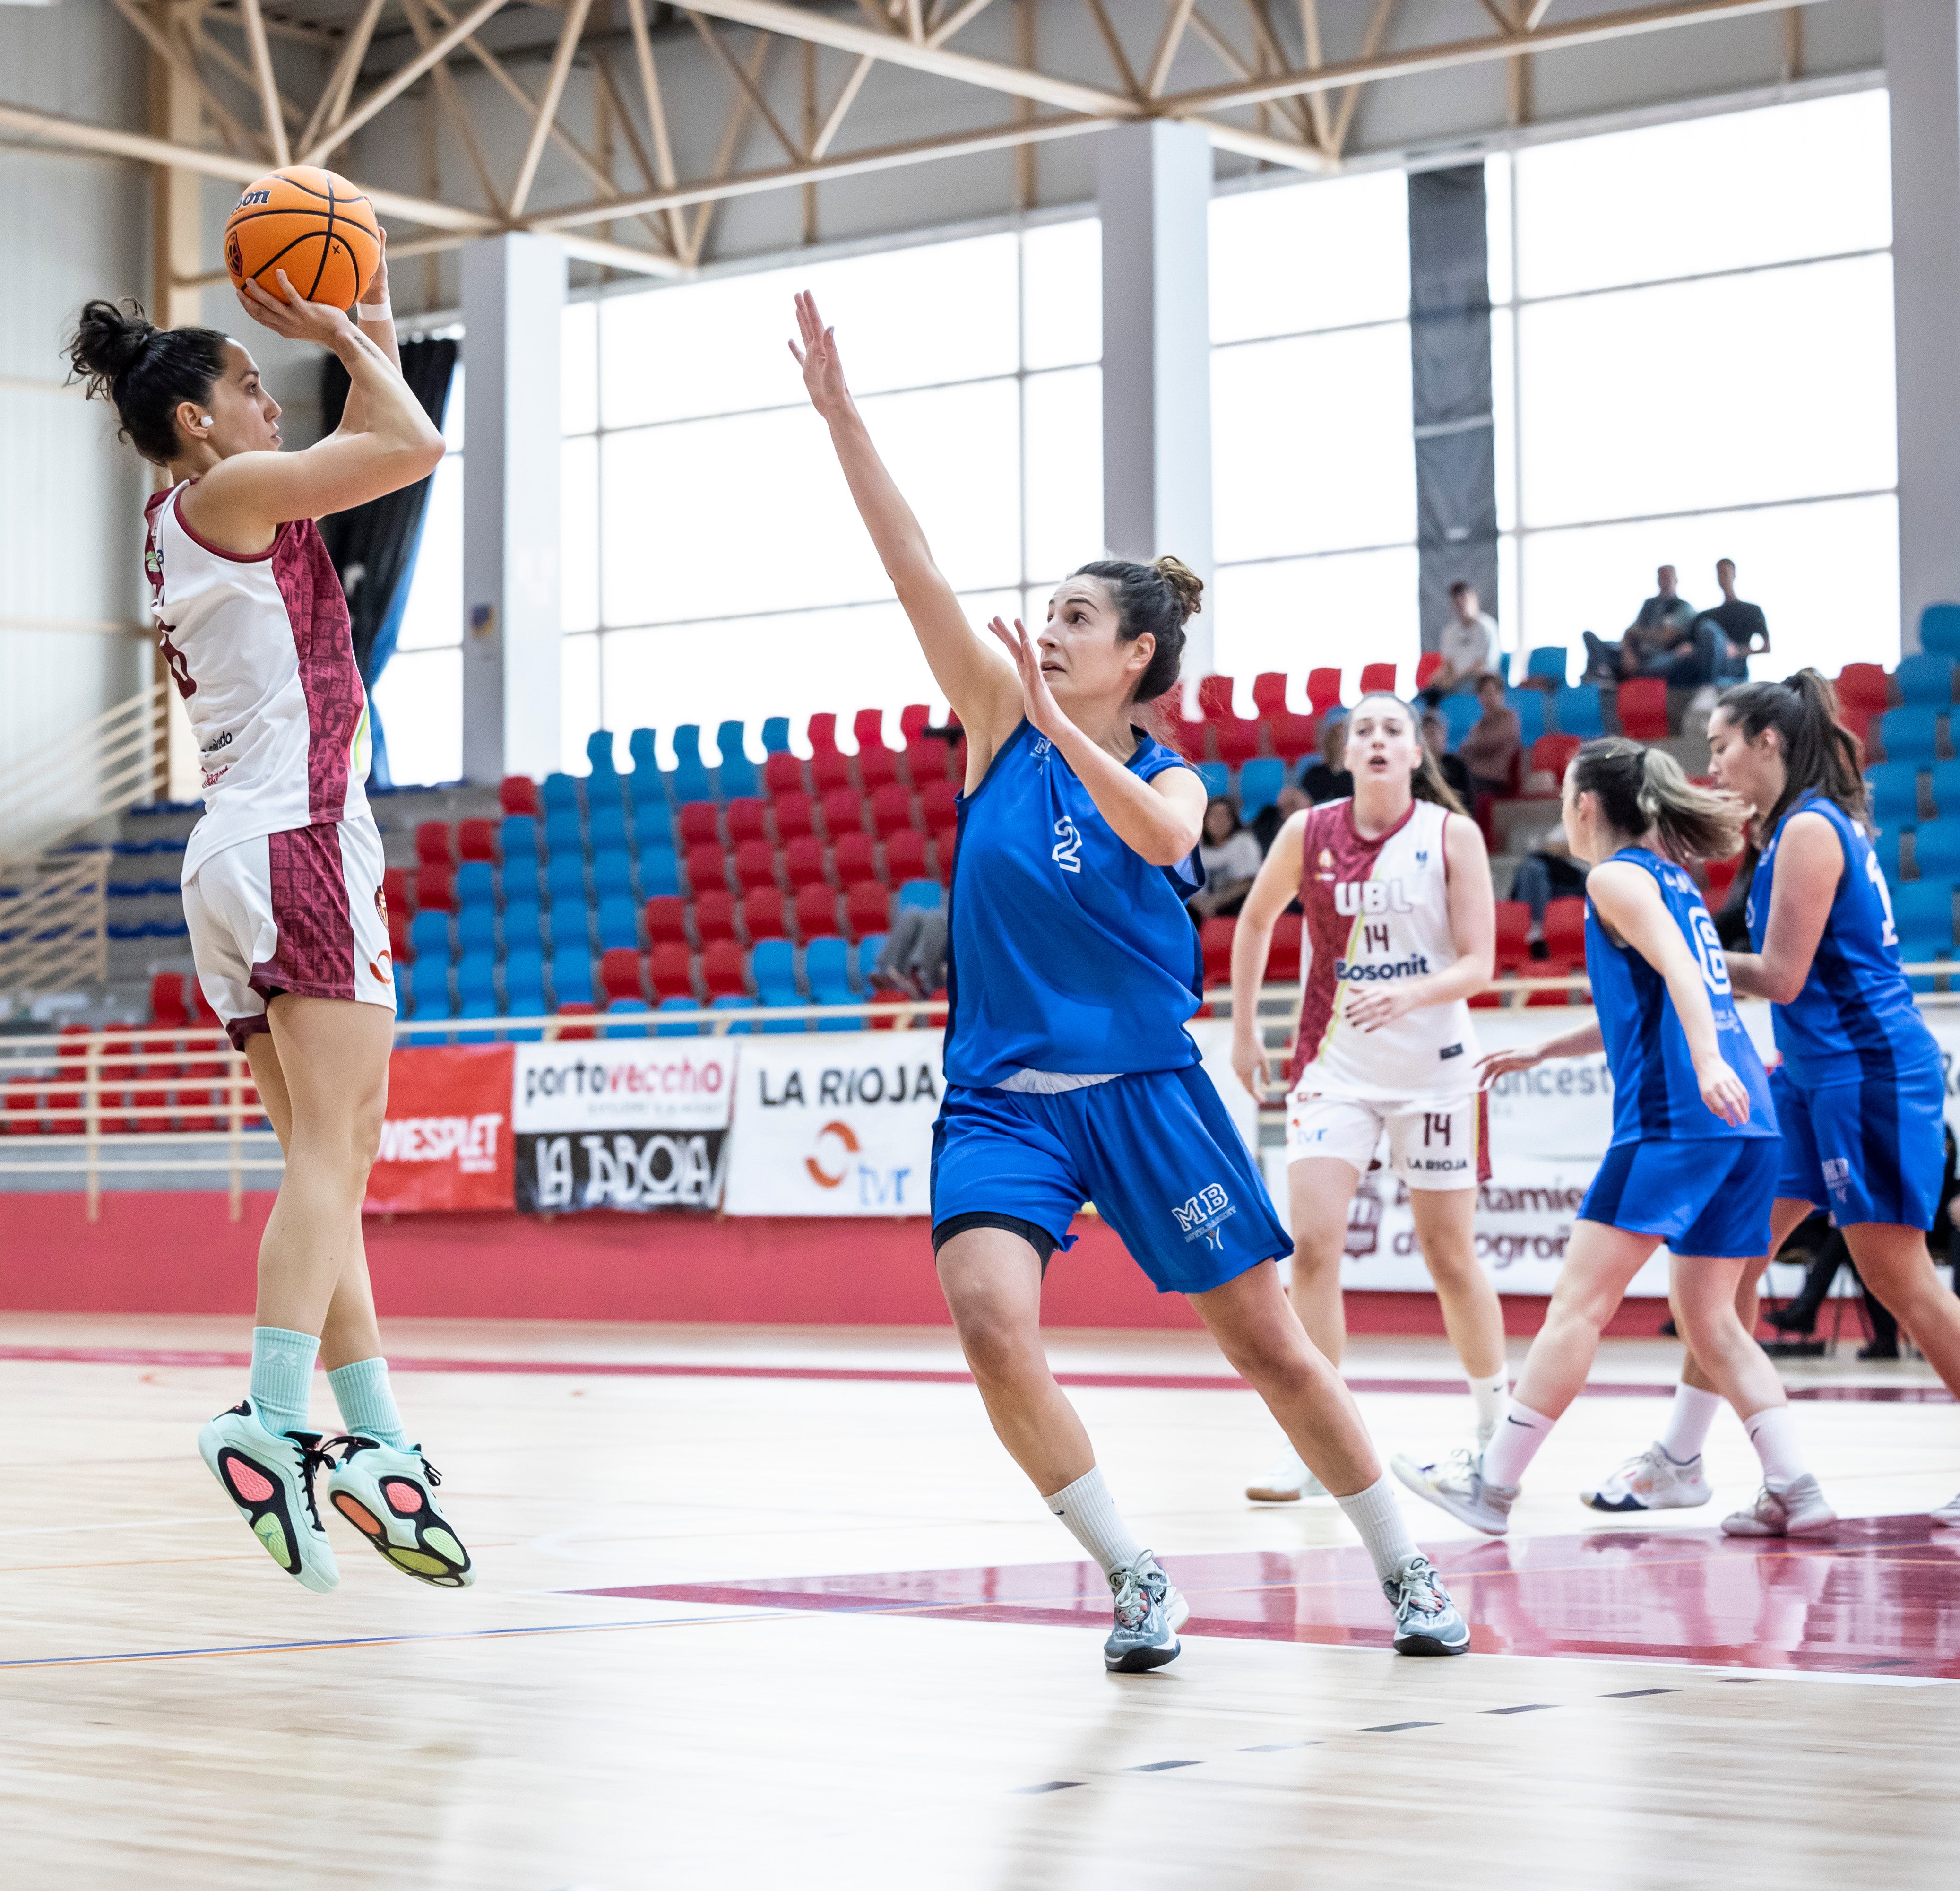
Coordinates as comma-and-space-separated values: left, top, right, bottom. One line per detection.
1284, 1089, 1491, 1190
182, 814, 396, 1049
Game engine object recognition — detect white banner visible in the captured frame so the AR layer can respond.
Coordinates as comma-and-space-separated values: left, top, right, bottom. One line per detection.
511, 1039, 738, 1134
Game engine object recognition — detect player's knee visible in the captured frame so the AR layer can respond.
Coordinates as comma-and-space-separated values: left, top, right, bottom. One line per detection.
949, 1302, 1040, 1386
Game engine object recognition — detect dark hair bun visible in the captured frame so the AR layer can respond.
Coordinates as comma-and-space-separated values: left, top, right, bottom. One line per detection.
68, 298, 160, 394
1152, 555, 1204, 624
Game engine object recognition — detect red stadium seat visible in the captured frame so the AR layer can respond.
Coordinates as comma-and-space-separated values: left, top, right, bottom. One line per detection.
783, 836, 829, 890
415, 821, 453, 866
1704, 855, 1741, 906
457, 818, 499, 864
846, 882, 892, 939
1213, 717, 1262, 766
725, 798, 769, 845
1268, 911, 1304, 982
772, 792, 816, 842
1360, 662, 1397, 695
918, 779, 959, 830
1472, 959, 1522, 1009
383, 866, 414, 918
743, 887, 789, 943
883, 829, 929, 882
644, 896, 688, 946
1835, 662, 1889, 712
1200, 916, 1235, 985
820, 787, 864, 839
1494, 900, 1531, 959
869, 783, 917, 838
1264, 712, 1317, 763
1415, 652, 1444, 693
694, 891, 739, 944
4, 1076, 43, 1136
677, 801, 721, 847
1307, 668, 1343, 716
904, 732, 955, 785
149, 972, 190, 1028
733, 841, 779, 893
1616, 678, 1668, 740
683, 842, 727, 897
900, 703, 932, 739
833, 831, 881, 887
1252, 672, 1288, 718
807, 711, 839, 757
1529, 734, 1581, 785
554, 1001, 599, 1039
600, 948, 647, 1003
796, 885, 844, 940
853, 710, 900, 790
1164, 707, 1207, 760
648, 943, 697, 1001
1544, 896, 1587, 958
414, 864, 453, 913
932, 825, 958, 881
1528, 954, 1586, 1006
388, 905, 411, 965
763, 751, 805, 797
1197, 676, 1236, 723
702, 941, 748, 998
500, 775, 540, 817
811, 749, 855, 794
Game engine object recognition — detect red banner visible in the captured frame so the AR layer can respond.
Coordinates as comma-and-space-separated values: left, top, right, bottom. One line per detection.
364, 1045, 515, 1214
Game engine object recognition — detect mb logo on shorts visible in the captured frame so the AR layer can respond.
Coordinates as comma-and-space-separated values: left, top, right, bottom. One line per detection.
1173, 1182, 1236, 1249
1822, 1156, 1851, 1202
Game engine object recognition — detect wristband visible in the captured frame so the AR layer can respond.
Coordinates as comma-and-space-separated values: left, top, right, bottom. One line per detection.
356, 301, 393, 321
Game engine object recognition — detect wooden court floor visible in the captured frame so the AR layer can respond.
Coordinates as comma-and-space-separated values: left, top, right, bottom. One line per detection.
2, 1312, 1956, 1889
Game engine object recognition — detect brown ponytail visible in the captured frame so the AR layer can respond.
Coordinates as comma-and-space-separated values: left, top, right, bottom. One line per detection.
1716, 668, 1869, 842
1571, 737, 1747, 864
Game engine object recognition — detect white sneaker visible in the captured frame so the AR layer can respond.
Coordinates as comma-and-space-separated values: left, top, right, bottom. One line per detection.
1246, 1444, 1326, 1502
1583, 1442, 1712, 1514
1930, 1490, 1960, 1527
1392, 1447, 1516, 1536
198, 1398, 339, 1593
1720, 1472, 1837, 1537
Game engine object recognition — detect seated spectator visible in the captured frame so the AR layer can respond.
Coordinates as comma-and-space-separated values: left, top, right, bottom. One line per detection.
1693, 556, 1769, 683
1420, 581, 1501, 701
1456, 674, 1521, 800
1299, 718, 1353, 805
1421, 708, 1473, 807
1252, 782, 1309, 855
1510, 821, 1588, 951
1190, 795, 1263, 922
871, 905, 948, 998
1583, 564, 1699, 682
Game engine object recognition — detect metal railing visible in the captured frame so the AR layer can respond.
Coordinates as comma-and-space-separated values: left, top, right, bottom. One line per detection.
0, 849, 112, 996
0, 679, 168, 866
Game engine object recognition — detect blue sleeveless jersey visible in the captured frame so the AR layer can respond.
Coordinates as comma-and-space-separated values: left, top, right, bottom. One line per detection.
943, 720, 1204, 1091
1746, 791, 1941, 1087
1586, 847, 1777, 1145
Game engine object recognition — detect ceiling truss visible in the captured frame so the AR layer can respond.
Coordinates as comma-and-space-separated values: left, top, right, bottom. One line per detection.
5, 0, 1835, 289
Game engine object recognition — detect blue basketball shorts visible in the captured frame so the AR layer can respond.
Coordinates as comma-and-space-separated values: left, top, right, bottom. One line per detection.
1770, 1061, 1946, 1231
929, 1065, 1292, 1297
1580, 1135, 1781, 1258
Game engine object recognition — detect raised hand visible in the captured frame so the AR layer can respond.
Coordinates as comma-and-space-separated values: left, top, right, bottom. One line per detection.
788, 290, 852, 421
984, 615, 1071, 743
1474, 1044, 1542, 1086
238, 270, 354, 348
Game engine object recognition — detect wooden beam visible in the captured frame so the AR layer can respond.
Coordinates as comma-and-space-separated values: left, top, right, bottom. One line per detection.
299, 0, 385, 154
926, 0, 998, 48
1081, 0, 1142, 97
1328, 0, 1397, 156
400, 0, 501, 213
687, 11, 803, 161
811, 51, 874, 159
1145, 0, 1199, 97
508, 0, 595, 217
235, 0, 290, 166
301, 0, 512, 166
105, 0, 261, 159
623, 0, 689, 258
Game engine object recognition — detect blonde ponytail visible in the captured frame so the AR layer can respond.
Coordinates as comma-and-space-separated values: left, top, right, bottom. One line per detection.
1572, 737, 1746, 864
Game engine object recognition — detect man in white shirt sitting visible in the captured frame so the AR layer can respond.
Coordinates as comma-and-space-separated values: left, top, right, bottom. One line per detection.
1422, 580, 1501, 699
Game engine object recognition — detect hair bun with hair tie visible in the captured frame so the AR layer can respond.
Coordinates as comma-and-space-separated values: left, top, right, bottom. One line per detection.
1151, 554, 1204, 623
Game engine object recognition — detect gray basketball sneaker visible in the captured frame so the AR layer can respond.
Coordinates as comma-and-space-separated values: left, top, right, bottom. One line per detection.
1103, 1551, 1190, 1674
1246, 1443, 1328, 1502
1720, 1473, 1837, 1537
1583, 1442, 1712, 1514
1392, 1447, 1518, 1536
1386, 1553, 1470, 1657
1932, 1490, 1960, 1527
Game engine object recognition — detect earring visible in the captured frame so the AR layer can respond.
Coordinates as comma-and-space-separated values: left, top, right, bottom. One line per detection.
199, 417, 213, 427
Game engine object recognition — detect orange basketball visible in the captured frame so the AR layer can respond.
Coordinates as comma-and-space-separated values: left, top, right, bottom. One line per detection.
224, 166, 380, 311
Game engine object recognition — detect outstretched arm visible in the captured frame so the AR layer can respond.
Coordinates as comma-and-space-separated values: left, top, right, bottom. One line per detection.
331, 230, 403, 447
183, 268, 444, 550
790, 292, 1021, 752
1722, 811, 1839, 1002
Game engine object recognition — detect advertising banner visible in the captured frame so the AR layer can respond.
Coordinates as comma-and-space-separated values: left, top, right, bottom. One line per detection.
510, 1039, 738, 1214
364, 1045, 515, 1214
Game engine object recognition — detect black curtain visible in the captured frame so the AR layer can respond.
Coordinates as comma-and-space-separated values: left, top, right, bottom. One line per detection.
319, 338, 458, 773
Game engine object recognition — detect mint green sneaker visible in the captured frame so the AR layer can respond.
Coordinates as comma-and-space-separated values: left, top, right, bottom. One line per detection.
326, 1437, 474, 1588
198, 1399, 339, 1594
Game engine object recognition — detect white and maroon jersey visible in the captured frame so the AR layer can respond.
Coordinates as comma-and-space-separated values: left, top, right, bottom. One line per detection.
1287, 796, 1478, 1102
144, 481, 371, 882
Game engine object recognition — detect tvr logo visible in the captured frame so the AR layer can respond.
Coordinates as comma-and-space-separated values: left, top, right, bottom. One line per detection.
1334, 879, 1411, 916
1051, 816, 1083, 874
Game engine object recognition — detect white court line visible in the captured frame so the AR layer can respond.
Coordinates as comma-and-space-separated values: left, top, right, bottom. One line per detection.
0, 1515, 234, 1540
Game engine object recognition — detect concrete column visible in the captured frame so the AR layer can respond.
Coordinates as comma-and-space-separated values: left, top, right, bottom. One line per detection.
1098, 121, 1215, 676
461, 233, 564, 783
1887, 0, 1960, 653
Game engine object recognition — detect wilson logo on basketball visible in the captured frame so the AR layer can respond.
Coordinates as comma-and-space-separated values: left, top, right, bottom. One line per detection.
236, 189, 271, 207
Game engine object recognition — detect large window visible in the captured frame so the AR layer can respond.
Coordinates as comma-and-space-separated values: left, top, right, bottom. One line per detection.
561, 223, 1100, 770
1489, 90, 1897, 678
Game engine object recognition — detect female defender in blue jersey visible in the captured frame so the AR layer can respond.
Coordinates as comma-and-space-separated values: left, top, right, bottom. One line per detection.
790, 292, 1468, 1668
1395, 738, 1838, 1535
1591, 672, 1960, 1528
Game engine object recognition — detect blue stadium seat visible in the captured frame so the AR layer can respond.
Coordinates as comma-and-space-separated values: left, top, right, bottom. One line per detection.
1896, 654, 1957, 706
671, 725, 713, 805
896, 879, 941, 912
628, 727, 658, 775
1870, 826, 1904, 884
551, 946, 594, 1007
1552, 685, 1602, 738
1921, 604, 1960, 656
804, 937, 857, 1029
544, 807, 583, 858
591, 849, 634, 901
588, 800, 629, 852
760, 716, 793, 755
637, 847, 681, 899
604, 998, 651, 1039
1507, 689, 1545, 745
711, 992, 755, 1034
1912, 820, 1960, 881
409, 954, 451, 1016
1868, 761, 1924, 830
504, 947, 546, 1016
595, 894, 640, 951
586, 730, 619, 780
1439, 694, 1479, 749
542, 772, 581, 816
456, 951, 497, 1007
856, 935, 886, 992
455, 860, 495, 908
455, 996, 500, 1044
409, 908, 451, 963
656, 995, 701, 1038
500, 816, 540, 869
1894, 878, 1954, 967
1196, 762, 1230, 798
1929, 760, 1960, 821
715, 720, 759, 800
502, 897, 545, 955
457, 903, 497, 954
1238, 756, 1284, 821
634, 803, 675, 853
1875, 706, 1943, 763
752, 939, 801, 1032
1526, 645, 1569, 685
545, 851, 588, 906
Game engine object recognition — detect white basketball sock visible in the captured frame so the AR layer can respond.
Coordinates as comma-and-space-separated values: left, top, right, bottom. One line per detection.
1743, 1405, 1808, 1484
1334, 1474, 1422, 1583
1469, 1370, 1511, 1442
1658, 1384, 1725, 1464
1480, 1400, 1556, 1491
1044, 1467, 1146, 1578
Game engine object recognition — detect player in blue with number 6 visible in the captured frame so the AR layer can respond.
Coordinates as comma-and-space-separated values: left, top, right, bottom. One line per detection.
1395, 737, 1839, 1535
790, 290, 1469, 1669
1588, 672, 1960, 1529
